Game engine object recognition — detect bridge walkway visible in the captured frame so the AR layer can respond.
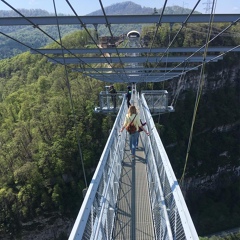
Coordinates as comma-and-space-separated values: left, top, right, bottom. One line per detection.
68, 91, 199, 240
113, 134, 155, 239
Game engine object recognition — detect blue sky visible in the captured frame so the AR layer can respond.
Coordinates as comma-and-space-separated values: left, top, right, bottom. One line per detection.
0, 0, 239, 15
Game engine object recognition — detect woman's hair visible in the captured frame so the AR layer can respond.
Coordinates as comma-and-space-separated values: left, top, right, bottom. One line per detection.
128, 105, 137, 115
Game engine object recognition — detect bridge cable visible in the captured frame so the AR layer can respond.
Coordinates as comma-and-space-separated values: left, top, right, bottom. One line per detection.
65, 0, 125, 82
170, 64, 188, 108
98, 0, 130, 82
1, 0, 126, 84
156, 23, 174, 124
0, 31, 66, 66
145, 0, 168, 65
158, 12, 240, 81
147, 1, 239, 83
161, 23, 173, 90
0, 0, 114, 82
101, 0, 137, 83
142, 0, 201, 83
53, 0, 88, 188
145, 0, 168, 85
2, 2, 239, 84
65, 0, 129, 83
0, 30, 101, 82
169, 25, 189, 107
180, 0, 217, 185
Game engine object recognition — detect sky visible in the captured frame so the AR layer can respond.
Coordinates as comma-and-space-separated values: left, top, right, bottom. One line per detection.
0, 0, 239, 15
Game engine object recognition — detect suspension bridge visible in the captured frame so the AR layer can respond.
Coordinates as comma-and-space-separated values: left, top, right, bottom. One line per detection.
69, 86, 198, 239
0, 0, 239, 239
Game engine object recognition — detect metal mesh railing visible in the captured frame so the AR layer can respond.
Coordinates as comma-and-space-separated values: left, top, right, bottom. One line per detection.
97, 91, 126, 112
140, 94, 199, 240
69, 91, 198, 240
69, 99, 128, 240
142, 90, 168, 113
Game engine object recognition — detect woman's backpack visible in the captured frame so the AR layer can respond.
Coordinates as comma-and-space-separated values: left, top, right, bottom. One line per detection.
126, 114, 137, 134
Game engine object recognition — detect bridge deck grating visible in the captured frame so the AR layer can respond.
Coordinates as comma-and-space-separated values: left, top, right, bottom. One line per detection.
113, 135, 154, 240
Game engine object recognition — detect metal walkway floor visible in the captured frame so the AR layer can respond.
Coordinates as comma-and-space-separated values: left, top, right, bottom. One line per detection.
113, 135, 155, 240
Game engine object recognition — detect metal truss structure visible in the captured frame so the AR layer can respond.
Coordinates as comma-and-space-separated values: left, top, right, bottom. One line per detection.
0, 14, 239, 26
18, 13, 240, 83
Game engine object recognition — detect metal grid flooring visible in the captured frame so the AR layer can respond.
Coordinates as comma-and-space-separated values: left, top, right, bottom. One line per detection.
113, 135, 155, 240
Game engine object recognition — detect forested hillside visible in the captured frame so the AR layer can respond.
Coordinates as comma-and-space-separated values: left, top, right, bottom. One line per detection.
0, 5, 239, 240
0, 30, 113, 239
139, 23, 240, 237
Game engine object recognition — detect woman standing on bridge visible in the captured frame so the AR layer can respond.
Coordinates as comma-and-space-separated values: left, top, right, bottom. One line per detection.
120, 105, 149, 159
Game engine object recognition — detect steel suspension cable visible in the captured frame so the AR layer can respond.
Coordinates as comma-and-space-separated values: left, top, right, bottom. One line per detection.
2, 0, 131, 84
98, 0, 130, 82
0, 29, 115, 87
165, 16, 240, 79
142, 0, 201, 82
53, 0, 88, 188
145, 0, 168, 64
1, 0, 90, 189
65, 0, 127, 83
0, 31, 65, 66
0, 30, 101, 83
170, 64, 188, 107
150, 14, 240, 83
135, 0, 168, 86
0, 24, 106, 82
180, 0, 217, 184
153, 22, 173, 89
167, 26, 188, 101
0, 0, 112, 81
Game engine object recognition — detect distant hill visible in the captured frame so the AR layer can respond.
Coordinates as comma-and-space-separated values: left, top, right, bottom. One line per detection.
0, 9, 80, 59
88, 1, 153, 15
0, 2, 201, 60
0, 9, 52, 34
88, 1, 200, 15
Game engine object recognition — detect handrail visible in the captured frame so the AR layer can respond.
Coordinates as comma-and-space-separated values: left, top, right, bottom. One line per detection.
140, 94, 199, 239
69, 98, 127, 240
69, 91, 198, 240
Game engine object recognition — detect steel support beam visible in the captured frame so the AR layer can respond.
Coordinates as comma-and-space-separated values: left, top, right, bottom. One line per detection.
73, 67, 198, 72
91, 76, 174, 82
0, 14, 239, 26
49, 56, 222, 64
87, 72, 183, 77
31, 46, 240, 55
92, 75, 179, 79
